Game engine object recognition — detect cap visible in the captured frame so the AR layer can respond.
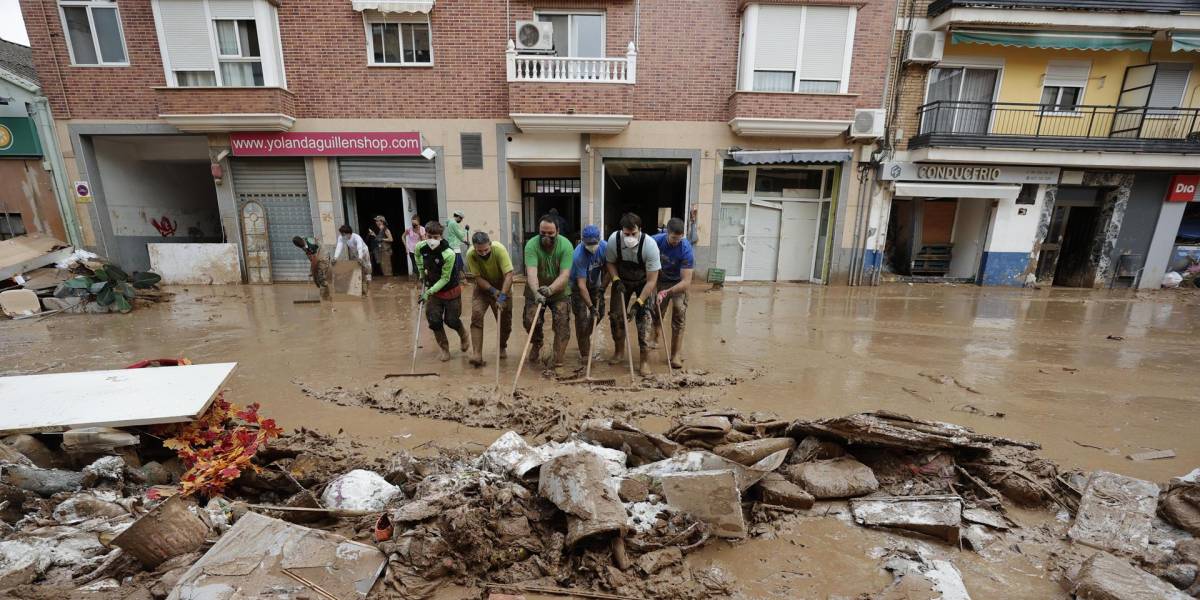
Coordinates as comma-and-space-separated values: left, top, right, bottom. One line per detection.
374, 215, 386, 222
582, 225, 601, 243
453, 210, 465, 218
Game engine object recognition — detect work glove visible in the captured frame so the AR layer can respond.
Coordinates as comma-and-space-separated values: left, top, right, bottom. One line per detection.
532, 289, 547, 304
488, 287, 500, 298
496, 292, 508, 308
419, 290, 430, 304
538, 286, 552, 299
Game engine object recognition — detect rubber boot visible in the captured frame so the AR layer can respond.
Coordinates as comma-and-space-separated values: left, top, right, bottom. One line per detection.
499, 346, 508, 359
469, 323, 485, 367
454, 323, 470, 353
528, 343, 542, 367
578, 331, 591, 364
433, 330, 452, 362
552, 331, 568, 369
637, 350, 649, 376
669, 329, 685, 370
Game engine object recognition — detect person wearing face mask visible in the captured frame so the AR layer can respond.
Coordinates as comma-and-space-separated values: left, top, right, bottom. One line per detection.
522, 215, 574, 369
653, 217, 695, 369
292, 235, 331, 301
403, 215, 426, 278
570, 224, 609, 366
465, 231, 514, 367
604, 212, 661, 375
333, 225, 372, 297
415, 221, 470, 361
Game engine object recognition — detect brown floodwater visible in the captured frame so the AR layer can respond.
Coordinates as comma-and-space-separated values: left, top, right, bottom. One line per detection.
2, 279, 1197, 597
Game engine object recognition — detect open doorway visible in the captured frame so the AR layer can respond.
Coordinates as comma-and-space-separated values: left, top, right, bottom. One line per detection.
522, 178, 580, 245
883, 198, 989, 281
344, 187, 437, 276
603, 160, 688, 235
1035, 187, 1102, 287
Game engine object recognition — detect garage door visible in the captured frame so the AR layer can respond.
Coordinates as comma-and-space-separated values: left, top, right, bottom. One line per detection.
339, 157, 435, 188
231, 159, 312, 281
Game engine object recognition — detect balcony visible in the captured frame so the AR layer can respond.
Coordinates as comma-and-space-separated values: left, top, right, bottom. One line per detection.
927, 0, 1200, 30
155, 87, 296, 133
727, 92, 857, 137
506, 41, 636, 134
909, 100, 1200, 154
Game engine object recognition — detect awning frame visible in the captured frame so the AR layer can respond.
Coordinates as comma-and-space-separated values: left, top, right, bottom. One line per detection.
351, 0, 434, 14
729, 149, 853, 165
1172, 31, 1200, 53
951, 28, 1154, 52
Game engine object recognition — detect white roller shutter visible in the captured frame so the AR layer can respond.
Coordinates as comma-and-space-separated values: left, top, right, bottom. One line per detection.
209, 0, 254, 19
1043, 60, 1091, 88
156, 0, 215, 71
798, 7, 849, 80
339, 157, 436, 189
1148, 63, 1192, 108
754, 6, 802, 71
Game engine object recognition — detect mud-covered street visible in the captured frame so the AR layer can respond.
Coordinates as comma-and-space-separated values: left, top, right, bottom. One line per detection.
2, 281, 1198, 598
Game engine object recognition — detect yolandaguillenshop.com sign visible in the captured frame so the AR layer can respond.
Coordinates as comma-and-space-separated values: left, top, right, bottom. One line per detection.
0, 117, 43, 157
879, 162, 1059, 185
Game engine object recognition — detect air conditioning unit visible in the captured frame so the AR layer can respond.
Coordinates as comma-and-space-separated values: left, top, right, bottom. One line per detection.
514, 21, 554, 52
907, 30, 945, 63
850, 109, 886, 139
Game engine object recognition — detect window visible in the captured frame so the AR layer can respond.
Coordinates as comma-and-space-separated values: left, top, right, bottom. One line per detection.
722, 169, 749, 194
215, 19, 264, 86
535, 12, 604, 57
1040, 60, 1090, 113
175, 71, 217, 87
754, 168, 823, 198
366, 15, 432, 65
924, 66, 999, 134
745, 5, 855, 94
1148, 63, 1192, 113
59, 1, 127, 65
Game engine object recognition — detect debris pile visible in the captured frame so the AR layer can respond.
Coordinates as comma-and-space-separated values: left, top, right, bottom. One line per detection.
1, 361, 1198, 599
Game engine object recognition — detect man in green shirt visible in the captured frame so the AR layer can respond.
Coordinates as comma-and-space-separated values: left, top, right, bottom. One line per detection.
465, 231, 514, 367
414, 221, 469, 361
445, 210, 469, 272
523, 215, 573, 369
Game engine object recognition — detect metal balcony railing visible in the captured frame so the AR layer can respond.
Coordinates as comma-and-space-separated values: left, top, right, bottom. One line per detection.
505, 41, 636, 84
928, 0, 1200, 16
910, 100, 1200, 152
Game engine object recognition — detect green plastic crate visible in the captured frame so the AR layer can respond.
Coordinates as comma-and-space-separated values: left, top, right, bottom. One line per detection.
707, 268, 726, 284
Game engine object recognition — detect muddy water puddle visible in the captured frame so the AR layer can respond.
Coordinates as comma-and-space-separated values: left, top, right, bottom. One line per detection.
2, 280, 1198, 597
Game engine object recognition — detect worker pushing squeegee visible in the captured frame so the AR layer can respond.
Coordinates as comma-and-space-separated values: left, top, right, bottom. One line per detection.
414, 221, 470, 362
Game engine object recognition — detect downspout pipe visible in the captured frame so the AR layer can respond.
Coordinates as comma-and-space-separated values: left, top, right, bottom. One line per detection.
31, 97, 82, 247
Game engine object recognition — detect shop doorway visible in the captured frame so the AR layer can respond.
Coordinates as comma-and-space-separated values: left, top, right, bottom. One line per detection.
521, 178, 581, 245
1035, 187, 1102, 287
603, 160, 688, 236
344, 187, 436, 276
884, 198, 990, 281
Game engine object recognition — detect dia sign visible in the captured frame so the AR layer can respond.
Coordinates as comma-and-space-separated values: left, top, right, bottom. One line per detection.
1167, 174, 1200, 202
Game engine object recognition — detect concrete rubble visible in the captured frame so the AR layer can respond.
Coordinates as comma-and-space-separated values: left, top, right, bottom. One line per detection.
0, 362, 1196, 600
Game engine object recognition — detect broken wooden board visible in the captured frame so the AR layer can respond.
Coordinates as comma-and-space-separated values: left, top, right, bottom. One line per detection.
0, 363, 236, 433
0, 234, 73, 281
1068, 471, 1158, 557
661, 469, 746, 539
962, 507, 1011, 530
166, 512, 386, 600
850, 495, 962, 544
331, 260, 363, 300
785, 410, 1039, 452
1128, 449, 1175, 462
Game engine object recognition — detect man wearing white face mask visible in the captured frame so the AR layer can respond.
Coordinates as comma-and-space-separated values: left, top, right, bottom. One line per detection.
604, 212, 661, 375
333, 225, 372, 297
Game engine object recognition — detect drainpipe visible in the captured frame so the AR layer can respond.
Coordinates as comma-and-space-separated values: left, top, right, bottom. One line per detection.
30, 97, 82, 247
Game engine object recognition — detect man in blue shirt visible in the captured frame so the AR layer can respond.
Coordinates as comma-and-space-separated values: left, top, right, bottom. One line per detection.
653, 217, 694, 369
570, 225, 609, 366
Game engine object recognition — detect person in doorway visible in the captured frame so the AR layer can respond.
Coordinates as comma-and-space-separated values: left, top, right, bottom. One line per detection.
548, 207, 569, 237
445, 211, 470, 272
605, 212, 661, 375
404, 215, 426, 277
653, 218, 695, 369
415, 221, 469, 361
523, 215, 574, 369
465, 231, 514, 367
371, 216, 395, 277
570, 225, 609, 366
292, 236, 331, 301
334, 225, 372, 297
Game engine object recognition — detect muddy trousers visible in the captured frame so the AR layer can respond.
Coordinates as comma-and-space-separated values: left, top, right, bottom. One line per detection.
571, 292, 604, 361
426, 294, 468, 352
311, 255, 332, 301
377, 242, 393, 277
609, 284, 652, 352
470, 286, 513, 361
651, 290, 688, 364
523, 296, 571, 366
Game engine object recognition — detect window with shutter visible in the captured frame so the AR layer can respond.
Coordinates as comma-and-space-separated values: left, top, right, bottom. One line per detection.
1040, 60, 1090, 112
747, 5, 855, 94
152, 0, 284, 87
460, 133, 483, 170
364, 11, 433, 66
1147, 63, 1191, 113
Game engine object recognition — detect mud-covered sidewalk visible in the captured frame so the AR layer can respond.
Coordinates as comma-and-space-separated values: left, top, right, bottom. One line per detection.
1, 281, 1198, 598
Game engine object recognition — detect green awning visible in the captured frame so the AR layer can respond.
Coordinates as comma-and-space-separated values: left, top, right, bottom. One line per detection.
1173, 32, 1200, 53
951, 29, 1153, 52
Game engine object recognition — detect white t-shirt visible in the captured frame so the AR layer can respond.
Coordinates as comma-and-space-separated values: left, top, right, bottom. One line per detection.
604, 231, 661, 272
333, 233, 370, 262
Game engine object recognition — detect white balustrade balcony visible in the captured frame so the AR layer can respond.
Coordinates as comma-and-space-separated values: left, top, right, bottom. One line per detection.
506, 41, 637, 84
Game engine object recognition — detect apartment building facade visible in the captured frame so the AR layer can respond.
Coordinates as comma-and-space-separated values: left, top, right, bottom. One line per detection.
19, 0, 897, 284
856, 0, 1200, 288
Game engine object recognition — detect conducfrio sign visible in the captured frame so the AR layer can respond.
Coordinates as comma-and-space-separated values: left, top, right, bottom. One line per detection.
880, 162, 1059, 185
229, 132, 422, 157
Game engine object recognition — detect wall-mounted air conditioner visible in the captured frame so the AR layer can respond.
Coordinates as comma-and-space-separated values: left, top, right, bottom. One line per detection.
514, 21, 554, 52
850, 109, 886, 139
907, 31, 945, 63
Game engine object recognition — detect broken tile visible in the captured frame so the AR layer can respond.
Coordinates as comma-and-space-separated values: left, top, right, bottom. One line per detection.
1068, 471, 1158, 557
661, 469, 746, 539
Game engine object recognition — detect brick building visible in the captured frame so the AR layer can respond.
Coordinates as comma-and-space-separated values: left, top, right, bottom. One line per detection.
19, 0, 896, 283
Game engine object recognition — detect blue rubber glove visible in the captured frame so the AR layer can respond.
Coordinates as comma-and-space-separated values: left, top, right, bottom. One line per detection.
497, 292, 508, 307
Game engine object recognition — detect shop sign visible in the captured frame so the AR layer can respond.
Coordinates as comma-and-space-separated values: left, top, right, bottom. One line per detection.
1166, 174, 1200, 203
0, 117, 43, 157
880, 162, 1059, 185
229, 132, 422, 157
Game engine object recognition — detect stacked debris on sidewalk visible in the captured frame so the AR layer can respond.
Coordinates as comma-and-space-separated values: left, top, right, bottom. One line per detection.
0, 234, 168, 319
1, 361, 1198, 599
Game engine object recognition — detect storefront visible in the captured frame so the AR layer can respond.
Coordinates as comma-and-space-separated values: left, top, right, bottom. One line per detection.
0, 116, 65, 241
1143, 173, 1200, 288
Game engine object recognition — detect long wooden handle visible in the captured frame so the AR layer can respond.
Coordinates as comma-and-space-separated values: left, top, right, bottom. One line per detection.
655, 301, 675, 378
510, 302, 545, 397
494, 307, 503, 390
620, 294, 637, 386
410, 286, 424, 374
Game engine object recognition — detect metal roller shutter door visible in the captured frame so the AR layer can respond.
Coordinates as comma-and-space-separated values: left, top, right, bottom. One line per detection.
231, 159, 313, 282
339, 157, 436, 188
